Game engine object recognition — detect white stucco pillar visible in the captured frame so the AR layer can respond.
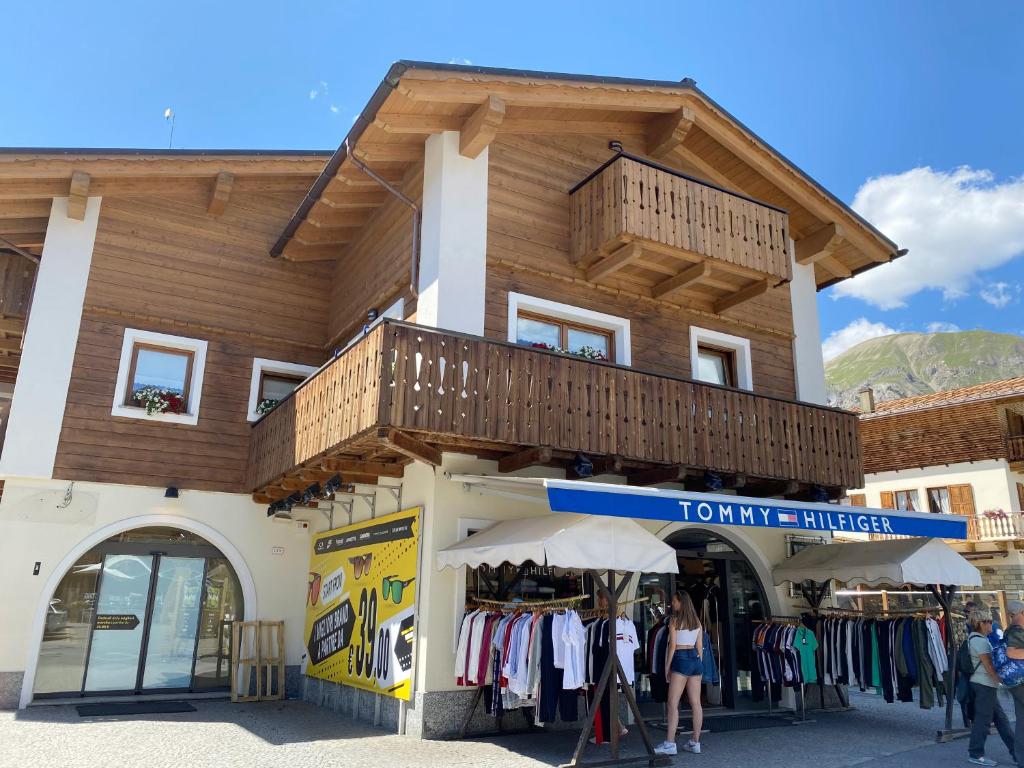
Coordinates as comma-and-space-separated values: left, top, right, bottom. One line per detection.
0, 196, 101, 478
416, 131, 488, 335
788, 239, 828, 405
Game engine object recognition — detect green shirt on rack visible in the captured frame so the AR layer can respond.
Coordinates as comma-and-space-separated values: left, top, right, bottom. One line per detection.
871, 626, 881, 688
794, 625, 819, 684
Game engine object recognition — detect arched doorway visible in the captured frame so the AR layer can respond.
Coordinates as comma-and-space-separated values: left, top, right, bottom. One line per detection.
635, 528, 771, 712
33, 526, 244, 698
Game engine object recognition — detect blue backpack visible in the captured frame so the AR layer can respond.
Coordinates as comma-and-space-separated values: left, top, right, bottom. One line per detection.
992, 639, 1024, 687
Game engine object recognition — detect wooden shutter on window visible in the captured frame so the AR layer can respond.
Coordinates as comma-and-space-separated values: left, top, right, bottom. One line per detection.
879, 491, 895, 509
949, 484, 976, 516
848, 494, 866, 507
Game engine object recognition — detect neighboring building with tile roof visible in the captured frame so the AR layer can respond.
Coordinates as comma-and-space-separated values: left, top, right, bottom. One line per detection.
846, 378, 1024, 590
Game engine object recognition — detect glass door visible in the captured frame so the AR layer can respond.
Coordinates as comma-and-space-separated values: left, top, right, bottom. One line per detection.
83, 554, 155, 692
141, 557, 206, 690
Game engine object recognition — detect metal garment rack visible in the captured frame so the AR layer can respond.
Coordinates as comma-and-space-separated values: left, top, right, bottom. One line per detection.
455, 571, 669, 768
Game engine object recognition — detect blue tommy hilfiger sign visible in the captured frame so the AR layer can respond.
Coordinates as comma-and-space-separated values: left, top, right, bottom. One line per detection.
543, 481, 968, 540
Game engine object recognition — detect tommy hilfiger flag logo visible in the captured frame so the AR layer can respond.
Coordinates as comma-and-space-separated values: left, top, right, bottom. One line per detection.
777, 511, 800, 527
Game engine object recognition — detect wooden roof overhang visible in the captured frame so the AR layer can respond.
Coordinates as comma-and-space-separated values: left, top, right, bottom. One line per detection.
0, 149, 331, 382
272, 61, 902, 293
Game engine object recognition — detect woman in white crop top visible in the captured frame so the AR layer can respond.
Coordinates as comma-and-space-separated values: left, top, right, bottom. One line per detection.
654, 591, 704, 757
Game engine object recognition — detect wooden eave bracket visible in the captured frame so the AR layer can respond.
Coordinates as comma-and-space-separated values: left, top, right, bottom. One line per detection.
319, 458, 405, 478
66, 170, 91, 220
714, 278, 771, 314
207, 171, 235, 216
460, 96, 506, 159
585, 240, 642, 283
646, 106, 696, 159
795, 223, 844, 265
651, 259, 710, 299
498, 446, 553, 474
380, 427, 442, 466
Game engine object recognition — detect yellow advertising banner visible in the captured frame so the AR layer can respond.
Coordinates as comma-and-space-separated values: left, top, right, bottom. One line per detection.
303, 507, 420, 701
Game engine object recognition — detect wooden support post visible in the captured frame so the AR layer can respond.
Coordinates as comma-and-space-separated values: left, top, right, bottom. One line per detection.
713, 279, 770, 314
585, 241, 643, 283
651, 260, 709, 299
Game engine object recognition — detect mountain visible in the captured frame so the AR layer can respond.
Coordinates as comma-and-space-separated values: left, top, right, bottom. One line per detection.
825, 330, 1024, 409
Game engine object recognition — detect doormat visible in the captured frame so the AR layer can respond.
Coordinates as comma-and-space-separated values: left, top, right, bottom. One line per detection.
76, 701, 197, 717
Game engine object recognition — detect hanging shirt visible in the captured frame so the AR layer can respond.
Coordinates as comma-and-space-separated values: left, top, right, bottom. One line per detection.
561, 610, 587, 690
615, 617, 640, 685
455, 610, 480, 685
552, 612, 567, 669
794, 625, 819, 683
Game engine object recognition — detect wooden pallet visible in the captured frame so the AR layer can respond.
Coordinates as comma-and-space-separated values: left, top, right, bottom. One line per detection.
231, 620, 284, 702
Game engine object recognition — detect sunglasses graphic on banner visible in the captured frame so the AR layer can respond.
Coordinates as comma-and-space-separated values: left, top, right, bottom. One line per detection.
349, 553, 373, 579
382, 575, 415, 604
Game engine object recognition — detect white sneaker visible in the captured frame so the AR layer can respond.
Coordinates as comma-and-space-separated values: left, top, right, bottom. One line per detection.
683, 740, 701, 754
653, 741, 677, 755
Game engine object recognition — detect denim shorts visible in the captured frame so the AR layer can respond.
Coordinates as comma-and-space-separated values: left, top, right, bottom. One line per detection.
670, 648, 702, 677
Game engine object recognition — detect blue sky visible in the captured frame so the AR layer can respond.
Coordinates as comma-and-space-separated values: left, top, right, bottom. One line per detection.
3, 2, 1022, 359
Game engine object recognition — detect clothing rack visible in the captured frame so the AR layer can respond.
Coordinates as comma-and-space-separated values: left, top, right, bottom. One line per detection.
468, 595, 587, 612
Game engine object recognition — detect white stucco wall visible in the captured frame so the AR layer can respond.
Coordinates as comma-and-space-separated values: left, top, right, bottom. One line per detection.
849, 459, 1017, 514
788, 241, 828, 406
0, 479, 319, 705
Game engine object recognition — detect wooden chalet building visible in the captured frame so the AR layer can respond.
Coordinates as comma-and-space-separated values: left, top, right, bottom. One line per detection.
848, 379, 1024, 589
0, 62, 902, 731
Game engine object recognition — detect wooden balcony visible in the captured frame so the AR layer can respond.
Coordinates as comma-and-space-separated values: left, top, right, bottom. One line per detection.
569, 153, 791, 312
870, 514, 1023, 543
247, 321, 862, 500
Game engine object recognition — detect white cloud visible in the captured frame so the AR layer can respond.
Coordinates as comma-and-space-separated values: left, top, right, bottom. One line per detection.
447, 58, 473, 65
309, 88, 318, 100
822, 318, 899, 361
309, 81, 329, 101
329, 104, 340, 114
925, 321, 961, 333
832, 166, 1024, 309
980, 281, 1017, 308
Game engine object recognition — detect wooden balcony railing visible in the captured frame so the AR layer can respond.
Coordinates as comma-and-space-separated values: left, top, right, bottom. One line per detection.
1007, 434, 1024, 463
570, 154, 791, 290
248, 322, 862, 495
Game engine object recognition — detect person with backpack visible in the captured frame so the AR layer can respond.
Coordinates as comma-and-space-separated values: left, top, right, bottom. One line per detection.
966, 606, 1015, 766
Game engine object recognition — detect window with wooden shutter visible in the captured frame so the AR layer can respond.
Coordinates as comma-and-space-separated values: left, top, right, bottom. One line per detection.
949, 484, 976, 516
879, 491, 895, 509
847, 493, 866, 507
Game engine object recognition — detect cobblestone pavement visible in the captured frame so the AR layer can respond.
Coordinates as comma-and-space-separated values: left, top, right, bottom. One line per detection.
0, 691, 1014, 768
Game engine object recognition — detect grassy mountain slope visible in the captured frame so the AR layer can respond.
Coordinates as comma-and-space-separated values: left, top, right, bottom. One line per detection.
825, 330, 1024, 409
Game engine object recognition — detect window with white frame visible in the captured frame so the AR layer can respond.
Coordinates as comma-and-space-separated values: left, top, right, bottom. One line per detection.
247, 359, 318, 421
111, 329, 208, 425
506, 292, 631, 365
689, 326, 752, 390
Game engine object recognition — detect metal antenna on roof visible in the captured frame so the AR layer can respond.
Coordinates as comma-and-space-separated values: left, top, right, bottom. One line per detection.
164, 108, 175, 149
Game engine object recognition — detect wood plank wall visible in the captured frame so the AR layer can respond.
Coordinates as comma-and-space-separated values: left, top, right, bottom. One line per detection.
860, 402, 1008, 475
485, 134, 798, 401
53, 190, 332, 492
326, 164, 422, 348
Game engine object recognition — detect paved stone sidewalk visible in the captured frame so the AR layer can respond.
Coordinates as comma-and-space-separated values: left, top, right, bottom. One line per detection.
0, 692, 1010, 768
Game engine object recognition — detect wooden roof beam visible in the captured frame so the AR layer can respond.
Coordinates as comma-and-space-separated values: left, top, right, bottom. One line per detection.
206, 171, 235, 216
0, 317, 26, 335
380, 427, 442, 466
352, 143, 423, 164
318, 458, 405, 478
498, 446, 553, 473
460, 96, 506, 159
651, 259, 710, 299
585, 241, 642, 282
292, 221, 358, 246
713, 278, 771, 314
66, 171, 91, 220
305, 204, 371, 229
0, 338, 24, 353
280, 242, 345, 262
795, 223, 844, 265
627, 465, 685, 486
646, 106, 696, 160
378, 113, 649, 137
817, 253, 853, 279
319, 189, 388, 209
